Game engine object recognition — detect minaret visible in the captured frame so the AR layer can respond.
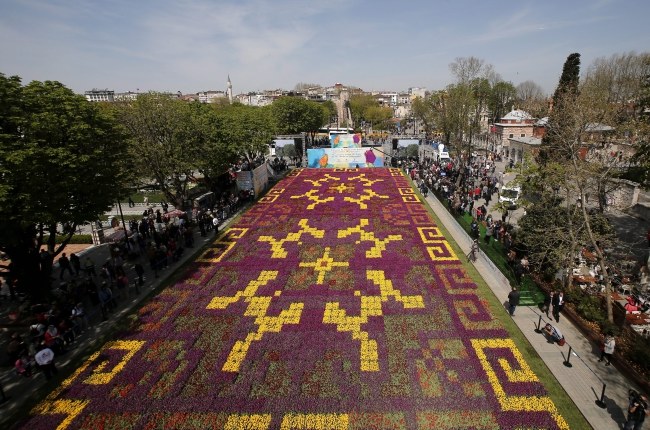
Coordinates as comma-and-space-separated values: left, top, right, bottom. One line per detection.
227, 75, 233, 104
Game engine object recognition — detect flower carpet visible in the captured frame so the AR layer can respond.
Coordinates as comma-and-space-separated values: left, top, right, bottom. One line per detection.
20, 168, 569, 429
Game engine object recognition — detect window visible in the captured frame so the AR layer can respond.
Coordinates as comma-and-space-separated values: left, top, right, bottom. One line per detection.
521, 133, 526, 137
508, 134, 514, 138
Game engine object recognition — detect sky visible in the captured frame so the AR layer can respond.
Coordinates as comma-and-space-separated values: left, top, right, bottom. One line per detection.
1, 0, 648, 96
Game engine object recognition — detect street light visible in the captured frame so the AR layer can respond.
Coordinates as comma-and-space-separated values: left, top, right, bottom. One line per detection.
117, 199, 130, 250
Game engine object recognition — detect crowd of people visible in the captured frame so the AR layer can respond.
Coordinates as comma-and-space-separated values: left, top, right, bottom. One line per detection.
3, 187, 254, 382
399, 154, 532, 284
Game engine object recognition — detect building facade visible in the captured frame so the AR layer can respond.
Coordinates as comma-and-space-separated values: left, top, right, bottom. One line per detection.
84, 89, 114, 102
493, 109, 535, 156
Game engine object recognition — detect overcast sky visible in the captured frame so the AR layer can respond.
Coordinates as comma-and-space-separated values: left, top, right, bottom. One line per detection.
1, 0, 648, 96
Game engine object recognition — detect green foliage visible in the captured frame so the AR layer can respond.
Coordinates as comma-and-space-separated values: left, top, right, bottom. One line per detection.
405, 144, 419, 157
278, 144, 296, 158
321, 100, 337, 122
364, 105, 393, 131
541, 53, 581, 161
0, 73, 131, 300
215, 104, 275, 163
115, 92, 207, 208
349, 94, 393, 131
629, 336, 650, 372
271, 96, 327, 135
271, 97, 327, 160
489, 81, 517, 124
553, 53, 581, 103
575, 293, 607, 324
517, 202, 580, 275
411, 96, 436, 136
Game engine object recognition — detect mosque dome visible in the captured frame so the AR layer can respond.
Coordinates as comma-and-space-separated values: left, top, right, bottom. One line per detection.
501, 109, 533, 121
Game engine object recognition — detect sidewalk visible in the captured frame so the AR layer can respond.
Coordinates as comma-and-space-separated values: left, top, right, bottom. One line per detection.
425, 191, 638, 430
0, 207, 241, 429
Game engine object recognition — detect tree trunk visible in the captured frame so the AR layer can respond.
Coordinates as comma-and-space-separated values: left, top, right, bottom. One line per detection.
575, 168, 614, 323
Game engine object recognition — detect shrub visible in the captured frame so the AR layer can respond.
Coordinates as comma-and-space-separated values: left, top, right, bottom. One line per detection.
600, 320, 620, 337
628, 337, 650, 372
575, 294, 607, 324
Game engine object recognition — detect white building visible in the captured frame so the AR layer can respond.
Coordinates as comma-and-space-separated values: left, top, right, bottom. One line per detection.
114, 91, 139, 101
84, 89, 114, 102
409, 87, 427, 99
198, 90, 227, 103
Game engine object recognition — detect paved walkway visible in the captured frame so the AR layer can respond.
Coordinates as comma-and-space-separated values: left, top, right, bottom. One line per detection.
425, 191, 638, 430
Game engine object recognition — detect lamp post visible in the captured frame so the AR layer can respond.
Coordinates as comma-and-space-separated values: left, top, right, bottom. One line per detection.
117, 199, 130, 250
301, 132, 307, 168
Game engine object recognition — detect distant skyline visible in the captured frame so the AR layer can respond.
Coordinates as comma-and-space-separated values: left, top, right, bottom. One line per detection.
1, 0, 648, 96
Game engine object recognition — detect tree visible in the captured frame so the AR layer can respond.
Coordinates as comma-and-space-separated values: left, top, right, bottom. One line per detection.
322, 100, 337, 125
271, 97, 327, 160
449, 56, 494, 85
363, 105, 393, 132
540, 53, 581, 162
583, 52, 650, 106
280, 143, 296, 159
193, 103, 236, 192
348, 94, 377, 124
444, 83, 476, 147
411, 96, 436, 137
631, 56, 650, 185
515, 80, 548, 119
214, 104, 275, 164
0, 75, 130, 300
405, 144, 419, 157
115, 92, 206, 209
516, 80, 545, 101
525, 55, 624, 323
489, 81, 517, 125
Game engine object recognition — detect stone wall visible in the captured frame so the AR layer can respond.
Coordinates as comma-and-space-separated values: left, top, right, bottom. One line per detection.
609, 178, 640, 209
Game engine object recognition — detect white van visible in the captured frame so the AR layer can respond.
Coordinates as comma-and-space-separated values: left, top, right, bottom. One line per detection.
438, 151, 451, 163
499, 185, 521, 209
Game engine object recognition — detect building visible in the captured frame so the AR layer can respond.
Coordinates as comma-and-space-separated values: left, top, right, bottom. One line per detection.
114, 91, 139, 101
227, 75, 233, 104
493, 109, 535, 156
408, 87, 427, 99
506, 136, 542, 164
84, 89, 114, 102
197, 90, 226, 103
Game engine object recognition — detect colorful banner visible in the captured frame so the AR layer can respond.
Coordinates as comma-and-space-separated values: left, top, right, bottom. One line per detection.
330, 133, 362, 148
307, 147, 384, 168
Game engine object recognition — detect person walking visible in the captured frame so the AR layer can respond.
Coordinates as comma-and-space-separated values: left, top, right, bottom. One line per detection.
552, 291, 565, 323
84, 257, 96, 278
34, 346, 58, 380
58, 253, 74, 280
625, 391, 648, 430
134, 262, 144, 291
599, 334, 616, 366
69, 253, 81, 276
508, 287, 521, 316
467, 239, 479, 262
